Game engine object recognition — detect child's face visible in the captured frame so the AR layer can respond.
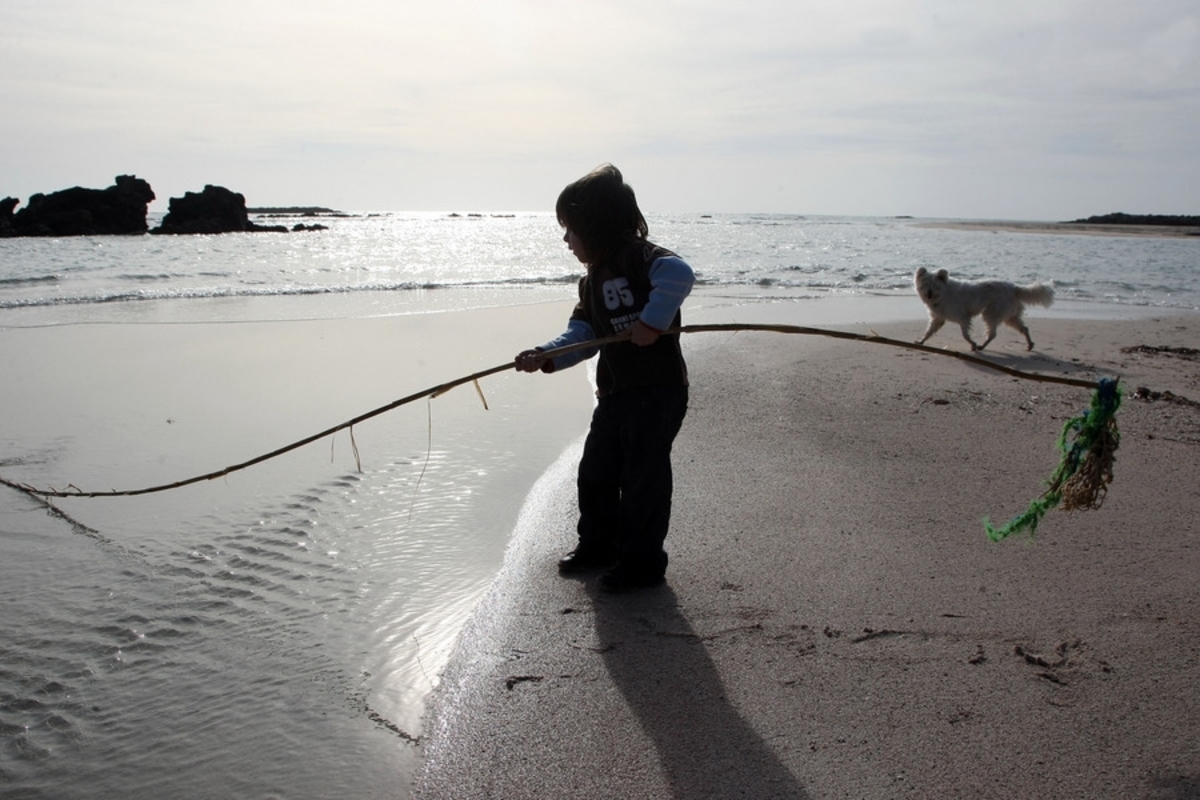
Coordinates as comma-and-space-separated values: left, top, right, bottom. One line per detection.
563, 228, 590, 265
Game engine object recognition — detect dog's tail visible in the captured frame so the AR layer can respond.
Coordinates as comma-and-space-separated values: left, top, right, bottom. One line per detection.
1017, 282, 1055, 307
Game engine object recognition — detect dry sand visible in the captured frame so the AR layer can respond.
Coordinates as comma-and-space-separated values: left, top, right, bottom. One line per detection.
415, 313, 1200, 799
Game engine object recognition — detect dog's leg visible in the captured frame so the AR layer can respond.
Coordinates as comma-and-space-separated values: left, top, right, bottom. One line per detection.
957, 321, 980, 351
977, 326, 997, 350
917, 318, 944, 345
1007, 318, 1035, 350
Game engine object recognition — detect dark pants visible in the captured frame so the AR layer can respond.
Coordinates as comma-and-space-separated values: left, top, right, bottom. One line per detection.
575, 384, 689, 576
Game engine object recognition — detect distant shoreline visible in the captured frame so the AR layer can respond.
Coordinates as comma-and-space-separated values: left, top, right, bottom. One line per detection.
247, 206, 348, 217
916, 219, 1200, 238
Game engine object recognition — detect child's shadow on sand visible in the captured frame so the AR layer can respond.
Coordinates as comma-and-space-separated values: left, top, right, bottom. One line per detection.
588, 584, 809, 800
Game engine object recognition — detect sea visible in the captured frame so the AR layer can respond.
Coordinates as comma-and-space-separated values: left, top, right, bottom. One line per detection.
1, 212, 1197, 800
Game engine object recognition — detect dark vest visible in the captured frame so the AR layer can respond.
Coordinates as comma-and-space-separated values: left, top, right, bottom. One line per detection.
570, 240, 688, 396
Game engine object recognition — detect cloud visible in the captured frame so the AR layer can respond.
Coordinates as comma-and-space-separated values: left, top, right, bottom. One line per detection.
1, 0, 1197, 217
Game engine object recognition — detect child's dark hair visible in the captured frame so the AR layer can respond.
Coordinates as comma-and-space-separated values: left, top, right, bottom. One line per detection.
556, 164, 648, 261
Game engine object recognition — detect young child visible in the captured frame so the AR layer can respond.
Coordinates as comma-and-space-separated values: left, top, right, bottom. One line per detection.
515, 164, 694, 592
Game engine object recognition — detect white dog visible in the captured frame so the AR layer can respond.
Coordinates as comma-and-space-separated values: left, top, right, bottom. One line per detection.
914, 267, 1054, 351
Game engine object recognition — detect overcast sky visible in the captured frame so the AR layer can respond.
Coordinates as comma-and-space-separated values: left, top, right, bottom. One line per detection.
2, 0, 1196, 219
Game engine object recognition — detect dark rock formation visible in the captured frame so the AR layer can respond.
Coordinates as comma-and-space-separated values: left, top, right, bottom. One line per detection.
152, 184, 288, 235
245, 207, 338, 231
1, 175, 155, 237
0, 197, 19, 237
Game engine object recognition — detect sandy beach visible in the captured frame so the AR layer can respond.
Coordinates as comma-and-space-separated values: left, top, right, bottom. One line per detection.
3, 294, 1197, 798
415, 312, 1200, 798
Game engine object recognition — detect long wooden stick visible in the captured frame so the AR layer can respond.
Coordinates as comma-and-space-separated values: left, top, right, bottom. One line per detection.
0, 323, 1104, 500
680, 323, 1101, 389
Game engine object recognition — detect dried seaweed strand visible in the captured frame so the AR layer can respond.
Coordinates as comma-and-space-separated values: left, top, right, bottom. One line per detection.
984, 378, 1122, 541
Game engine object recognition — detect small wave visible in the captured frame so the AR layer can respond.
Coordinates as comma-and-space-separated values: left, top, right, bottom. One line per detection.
115, 273, 178, 283
0, 274, 59, 288
0, 274, 582, 309
699, 274, 905, 292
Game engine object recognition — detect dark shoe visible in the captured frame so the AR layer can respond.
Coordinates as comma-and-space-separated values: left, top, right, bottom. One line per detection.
599, 564, 666, 593
557, 547, 617, 575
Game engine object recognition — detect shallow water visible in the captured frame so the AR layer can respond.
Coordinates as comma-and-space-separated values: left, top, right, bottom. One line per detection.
0, 301, 595, 799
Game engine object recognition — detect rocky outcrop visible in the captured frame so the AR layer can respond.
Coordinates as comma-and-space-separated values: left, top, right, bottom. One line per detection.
1, 175, 155, 237
151, 184, 288, 234
3, 178, 330, 236
247, 207, 335, 231
0, 197, 19, 237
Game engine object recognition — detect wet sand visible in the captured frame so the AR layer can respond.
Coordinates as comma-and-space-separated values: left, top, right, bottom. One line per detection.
415, 312, 1200, 798
916, 219, 1200, 238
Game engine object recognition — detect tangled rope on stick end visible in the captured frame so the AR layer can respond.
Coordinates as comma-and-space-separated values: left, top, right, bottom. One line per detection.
985, 378, 1122, 542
